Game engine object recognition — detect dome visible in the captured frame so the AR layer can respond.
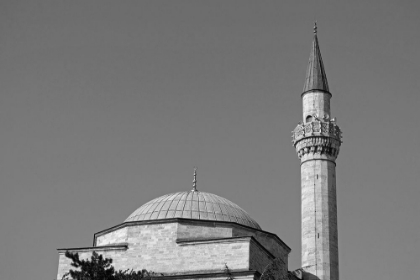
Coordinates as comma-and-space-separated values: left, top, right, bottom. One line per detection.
125, 190, 261, 230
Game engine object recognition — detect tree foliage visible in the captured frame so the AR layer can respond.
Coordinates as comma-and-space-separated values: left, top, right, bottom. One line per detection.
62, 251, 156, 280
223, 263, 234, 280
114, 269, 154, 280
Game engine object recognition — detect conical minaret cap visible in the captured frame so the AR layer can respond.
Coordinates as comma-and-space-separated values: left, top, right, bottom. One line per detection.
303, 23, 330, 94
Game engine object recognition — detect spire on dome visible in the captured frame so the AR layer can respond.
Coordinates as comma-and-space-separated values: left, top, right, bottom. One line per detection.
192, 167, 197, 192
303, 22, 330, 94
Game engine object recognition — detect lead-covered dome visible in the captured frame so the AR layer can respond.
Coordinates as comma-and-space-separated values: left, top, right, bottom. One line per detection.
125, 190, 261, 230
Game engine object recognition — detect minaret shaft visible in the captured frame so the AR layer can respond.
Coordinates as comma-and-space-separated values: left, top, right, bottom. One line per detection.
292, 26, 342, 280
301, 158, 338, 280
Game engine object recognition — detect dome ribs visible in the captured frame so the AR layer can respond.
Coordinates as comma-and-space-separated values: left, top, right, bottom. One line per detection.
124, 191, 261, 230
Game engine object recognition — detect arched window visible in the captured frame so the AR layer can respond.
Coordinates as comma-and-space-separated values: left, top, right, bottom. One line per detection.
306, 115, 313, 123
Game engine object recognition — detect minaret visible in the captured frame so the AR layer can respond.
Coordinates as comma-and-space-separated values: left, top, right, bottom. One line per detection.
292, 23, 342, 280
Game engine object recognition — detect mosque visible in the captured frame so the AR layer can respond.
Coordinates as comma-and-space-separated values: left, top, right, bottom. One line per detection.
57, 25, 342, 280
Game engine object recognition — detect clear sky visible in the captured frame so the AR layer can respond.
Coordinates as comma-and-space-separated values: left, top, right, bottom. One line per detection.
1, 1, 419, 279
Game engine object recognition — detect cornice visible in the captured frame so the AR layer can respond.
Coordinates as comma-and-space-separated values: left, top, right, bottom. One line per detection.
176, 236, 275, 260
57, 243, 128, 253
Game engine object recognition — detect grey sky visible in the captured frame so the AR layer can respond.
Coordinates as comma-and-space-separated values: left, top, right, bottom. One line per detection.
0, 1, 419, 279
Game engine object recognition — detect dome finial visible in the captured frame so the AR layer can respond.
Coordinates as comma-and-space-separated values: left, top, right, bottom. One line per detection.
192, 167, 197, 191
314, 21, 317, 34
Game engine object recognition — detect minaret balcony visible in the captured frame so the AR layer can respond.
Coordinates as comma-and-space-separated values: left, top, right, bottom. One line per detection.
292, 117, 342, 160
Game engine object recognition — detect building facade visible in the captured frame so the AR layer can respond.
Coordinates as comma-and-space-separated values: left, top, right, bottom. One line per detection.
57, 189, 291, 280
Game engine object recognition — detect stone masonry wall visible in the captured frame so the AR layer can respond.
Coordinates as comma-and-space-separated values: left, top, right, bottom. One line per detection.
177, 223, 232, 239
176, 238, 250, 273
232, 227, 289, 267
96, 227, 127, 246
58, 222, 255, 279
249, 239, 274, 273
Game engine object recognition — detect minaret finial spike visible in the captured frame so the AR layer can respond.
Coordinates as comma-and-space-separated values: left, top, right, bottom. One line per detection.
314, 21, 318, 34
192, 167, 197, 191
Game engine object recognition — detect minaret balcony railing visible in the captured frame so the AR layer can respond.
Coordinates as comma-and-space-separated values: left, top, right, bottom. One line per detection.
292, 118, 342, 159
292, 118, 342, 145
